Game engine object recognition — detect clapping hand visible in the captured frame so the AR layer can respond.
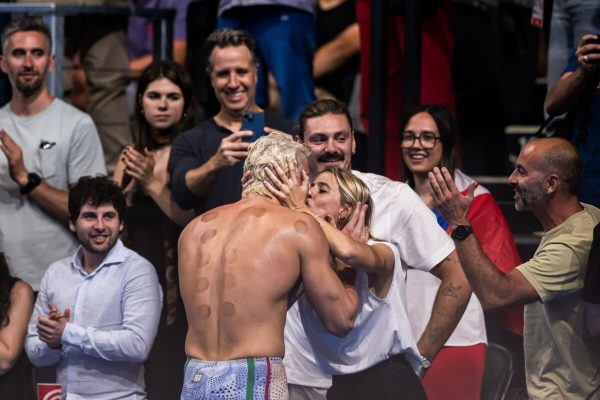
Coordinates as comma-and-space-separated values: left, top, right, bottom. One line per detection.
122, 146, 156, 188
0, 129, 29, 186
38, 303, 71, 349
427, 167, 475, 228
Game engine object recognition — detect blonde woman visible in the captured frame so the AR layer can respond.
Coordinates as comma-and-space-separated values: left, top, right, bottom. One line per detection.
265, 162, 426, 399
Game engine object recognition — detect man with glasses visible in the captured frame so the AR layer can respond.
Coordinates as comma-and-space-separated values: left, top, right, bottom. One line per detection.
283, 99, 471, 399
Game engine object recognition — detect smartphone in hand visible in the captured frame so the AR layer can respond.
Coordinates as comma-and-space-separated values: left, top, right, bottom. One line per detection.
242, 112, 265, 142
585, 35, 600, 64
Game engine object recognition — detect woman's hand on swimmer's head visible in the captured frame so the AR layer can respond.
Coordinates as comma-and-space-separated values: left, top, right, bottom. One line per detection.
264, 156, 310, 211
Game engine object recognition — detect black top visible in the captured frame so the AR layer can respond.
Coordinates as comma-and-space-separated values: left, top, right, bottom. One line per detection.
315, 0, 359, 103
583, 223, 600, 303
168, 111, 293, 215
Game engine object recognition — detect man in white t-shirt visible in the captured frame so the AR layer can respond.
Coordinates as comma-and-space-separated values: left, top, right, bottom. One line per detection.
0, 16, 106, 291
284, 98, 471, 399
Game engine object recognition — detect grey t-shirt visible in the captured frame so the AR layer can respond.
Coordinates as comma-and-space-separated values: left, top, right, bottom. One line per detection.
0, 99, 106, 290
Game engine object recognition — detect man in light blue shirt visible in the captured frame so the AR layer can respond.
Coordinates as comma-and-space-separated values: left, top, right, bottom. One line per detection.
25, 176, 162, 399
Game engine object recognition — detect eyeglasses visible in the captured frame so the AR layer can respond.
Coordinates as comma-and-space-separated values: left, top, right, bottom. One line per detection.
400, 132, 441, 149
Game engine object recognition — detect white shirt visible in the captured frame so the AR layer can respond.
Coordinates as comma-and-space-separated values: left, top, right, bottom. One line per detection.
25, 240, 163, 399
0, 99, 106, 290
407, 170, 487, 346
284, 170, 455, 387
300, 241, 422, 375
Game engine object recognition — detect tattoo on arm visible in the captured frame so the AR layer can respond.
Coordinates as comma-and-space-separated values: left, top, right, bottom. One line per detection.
441, 282, 463, 299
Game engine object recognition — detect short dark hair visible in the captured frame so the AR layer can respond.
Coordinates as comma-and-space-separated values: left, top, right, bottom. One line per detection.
203, 28, 258, 71
68, 176, 126, 224
134, 60, 196, 151
299, 99, 354, 140
1, 16, 52, 54
400, 104, 458, 188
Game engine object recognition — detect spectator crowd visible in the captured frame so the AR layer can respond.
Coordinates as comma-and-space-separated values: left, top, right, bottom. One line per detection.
1, 1, 600, 399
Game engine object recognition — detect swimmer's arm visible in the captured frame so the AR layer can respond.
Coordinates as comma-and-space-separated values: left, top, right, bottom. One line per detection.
299, 217, 358, 337
287, 280, 304, 309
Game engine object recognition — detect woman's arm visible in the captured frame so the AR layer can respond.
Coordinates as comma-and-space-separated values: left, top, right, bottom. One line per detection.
263, 158, 393, 275
298, 206, 394, 275
0, 281, 33, 374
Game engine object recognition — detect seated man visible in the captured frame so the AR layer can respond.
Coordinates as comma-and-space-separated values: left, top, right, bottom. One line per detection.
178, 132, 358, 399
25, 176, 162, 399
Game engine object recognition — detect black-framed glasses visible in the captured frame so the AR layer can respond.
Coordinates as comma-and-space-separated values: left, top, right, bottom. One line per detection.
400, 132, 441, 149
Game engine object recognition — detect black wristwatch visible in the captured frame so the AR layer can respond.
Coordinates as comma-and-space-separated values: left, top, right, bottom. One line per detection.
451, 225, 473, 241
19, 172, 42, 195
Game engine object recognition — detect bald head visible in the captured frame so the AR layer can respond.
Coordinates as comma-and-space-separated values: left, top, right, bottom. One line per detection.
522, 138, 582, 195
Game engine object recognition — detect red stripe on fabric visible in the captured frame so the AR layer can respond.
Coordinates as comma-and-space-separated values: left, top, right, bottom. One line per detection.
265, 357, 271, 400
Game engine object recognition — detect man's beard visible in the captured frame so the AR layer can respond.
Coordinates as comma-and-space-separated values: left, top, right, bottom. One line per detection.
79, 231, 119, 256
514, 183, 545, 211
16, 75, 45, 97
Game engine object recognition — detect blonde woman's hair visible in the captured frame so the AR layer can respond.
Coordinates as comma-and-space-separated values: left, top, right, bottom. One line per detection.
322, 167, 374, 230
242, 131, 310, 198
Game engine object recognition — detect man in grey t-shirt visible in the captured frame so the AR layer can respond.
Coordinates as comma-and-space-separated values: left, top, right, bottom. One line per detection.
0, 16, 105, 290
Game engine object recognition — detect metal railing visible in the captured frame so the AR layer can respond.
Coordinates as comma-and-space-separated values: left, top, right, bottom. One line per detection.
0, 3, 175, 97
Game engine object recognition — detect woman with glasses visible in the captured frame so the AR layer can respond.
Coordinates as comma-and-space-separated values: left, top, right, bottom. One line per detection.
400, 104, 522, 400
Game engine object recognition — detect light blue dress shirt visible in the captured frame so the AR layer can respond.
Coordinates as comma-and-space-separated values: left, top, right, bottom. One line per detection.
25, 240, 163, 399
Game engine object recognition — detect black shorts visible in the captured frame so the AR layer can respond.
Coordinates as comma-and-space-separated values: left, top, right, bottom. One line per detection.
327, 354, 427, 400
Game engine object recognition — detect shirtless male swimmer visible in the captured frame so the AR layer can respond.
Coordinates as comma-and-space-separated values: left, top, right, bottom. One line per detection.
178, 132, 358, 400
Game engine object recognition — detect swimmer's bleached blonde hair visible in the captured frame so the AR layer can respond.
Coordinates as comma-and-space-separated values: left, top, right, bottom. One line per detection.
322, 167, 374, 230
242, 131, 310, 198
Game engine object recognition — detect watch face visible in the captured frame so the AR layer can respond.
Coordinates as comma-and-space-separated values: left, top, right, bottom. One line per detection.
452, 225, 473, 241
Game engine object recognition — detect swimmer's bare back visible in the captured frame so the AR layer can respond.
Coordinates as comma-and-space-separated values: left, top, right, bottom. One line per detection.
179, 195, 357, 361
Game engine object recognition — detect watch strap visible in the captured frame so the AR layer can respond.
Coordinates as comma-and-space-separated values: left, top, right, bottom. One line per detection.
451, 225, 473, 241
19, 172, 42, 195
